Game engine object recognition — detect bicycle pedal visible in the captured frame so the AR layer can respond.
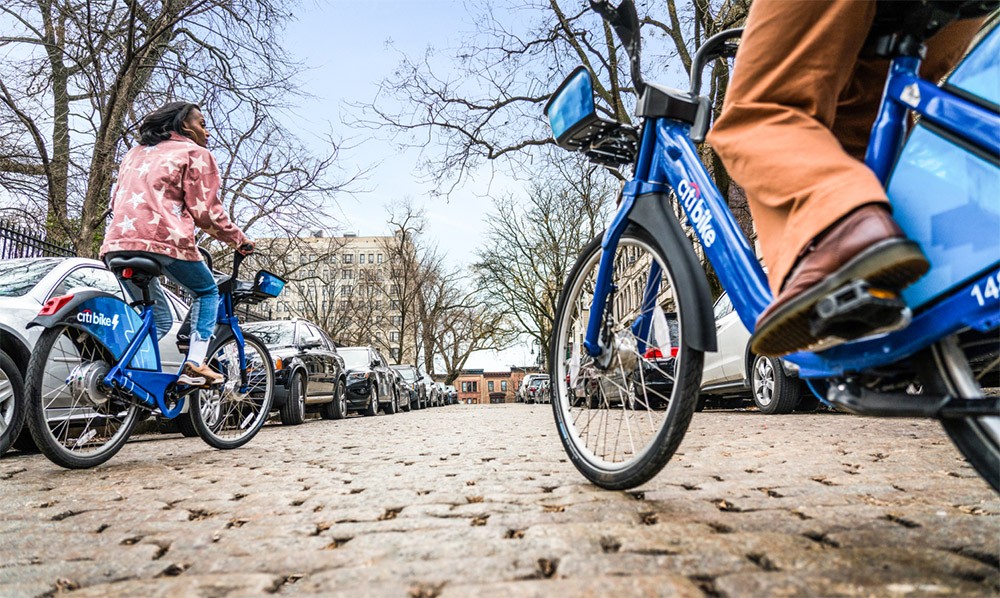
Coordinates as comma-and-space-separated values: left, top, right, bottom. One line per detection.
809, 280, 911, 341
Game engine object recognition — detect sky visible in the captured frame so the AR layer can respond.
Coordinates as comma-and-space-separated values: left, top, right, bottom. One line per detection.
279, 1, 537, 370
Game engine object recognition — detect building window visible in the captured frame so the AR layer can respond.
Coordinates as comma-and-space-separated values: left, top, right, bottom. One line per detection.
298, 301, 304, 309
377, 253, 383, 264
390, 348, 400, 361
343, 254, 353, 264
470, 381, 478, 392
341, 285, 352, 297
391, 316, 401, 326
368, 253, 374, 263
461, 382, 467, 392
391, 300, 400, 310
501, 380, 507, 392
359, 253, 365, 265
390, 331, 399, 342
341, 269, 352, 279
488, 381, 494, 392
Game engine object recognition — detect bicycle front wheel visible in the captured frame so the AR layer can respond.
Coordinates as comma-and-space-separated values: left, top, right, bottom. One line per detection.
24, 325, 141, 469
551, 227, 704, 490
190, 331, 274, 449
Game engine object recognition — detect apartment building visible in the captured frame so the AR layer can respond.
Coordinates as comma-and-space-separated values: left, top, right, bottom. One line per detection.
252, 232, 416, 364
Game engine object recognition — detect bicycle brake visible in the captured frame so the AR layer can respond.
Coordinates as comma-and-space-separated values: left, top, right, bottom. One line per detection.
809, 280, 911, 342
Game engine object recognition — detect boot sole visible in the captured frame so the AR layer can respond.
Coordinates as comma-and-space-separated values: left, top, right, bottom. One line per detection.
750, 239, 930, 356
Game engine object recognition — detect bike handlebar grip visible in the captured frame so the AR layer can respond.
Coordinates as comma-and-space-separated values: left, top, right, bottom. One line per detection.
238, 243, 255, 255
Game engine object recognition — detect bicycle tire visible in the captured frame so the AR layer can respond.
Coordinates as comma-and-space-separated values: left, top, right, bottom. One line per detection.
551, 226, 704, 490
190, 332, 274, 450
919, 335, 999, 492
24, 325, 141, 469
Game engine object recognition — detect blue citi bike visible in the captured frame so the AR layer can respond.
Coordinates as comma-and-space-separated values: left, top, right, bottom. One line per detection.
23, 248, 285, 469
546, 1, 1000, 491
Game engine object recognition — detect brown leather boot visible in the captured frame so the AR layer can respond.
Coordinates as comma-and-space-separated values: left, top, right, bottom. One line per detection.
750, 204, 929, 356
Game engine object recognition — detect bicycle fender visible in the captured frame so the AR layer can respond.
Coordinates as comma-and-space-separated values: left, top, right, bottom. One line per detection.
27, 290, 158, 369
627, 195, 717, 352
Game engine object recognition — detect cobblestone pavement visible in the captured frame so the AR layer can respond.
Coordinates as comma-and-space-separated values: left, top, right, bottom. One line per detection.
1, 405, 997, 597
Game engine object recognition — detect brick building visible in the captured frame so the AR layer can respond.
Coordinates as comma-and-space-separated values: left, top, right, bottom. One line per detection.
454, 366, 540, 404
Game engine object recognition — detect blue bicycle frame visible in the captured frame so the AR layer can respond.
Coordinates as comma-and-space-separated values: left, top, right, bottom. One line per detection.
584, 35, 1000, 380
101, 283, 248, 419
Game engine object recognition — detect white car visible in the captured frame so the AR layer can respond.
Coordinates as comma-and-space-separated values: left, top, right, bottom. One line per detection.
517, 373, 547, 403
700, 292, 816, 414
0, 257, 189, 455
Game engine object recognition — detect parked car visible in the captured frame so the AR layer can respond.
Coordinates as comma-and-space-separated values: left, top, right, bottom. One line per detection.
390, 364, 425, 410
340, 346, 397, 416
242, 319, 347, 424
524, 376, 547, 404
517, 373, 547, 403
388, 367, 412, 412
0, 257, 190, 454
528, 377, 551, 404
700, 292, 814, 414
420, 372, 440, 407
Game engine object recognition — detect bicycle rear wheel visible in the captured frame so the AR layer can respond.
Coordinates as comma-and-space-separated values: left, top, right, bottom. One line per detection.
24, 326, 141, 469
920, 334, 1000, 492
189, 332, 274, 449
551, 227, 704, 490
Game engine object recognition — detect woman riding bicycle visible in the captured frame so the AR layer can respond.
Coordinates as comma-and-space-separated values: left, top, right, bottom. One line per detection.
101, 101, 255, 386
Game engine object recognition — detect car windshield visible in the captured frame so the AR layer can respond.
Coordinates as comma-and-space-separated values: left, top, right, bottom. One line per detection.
0, 258, 60, 297
339, 348, 370, 369
391, 366, 416, 381
244, 322, 295, 347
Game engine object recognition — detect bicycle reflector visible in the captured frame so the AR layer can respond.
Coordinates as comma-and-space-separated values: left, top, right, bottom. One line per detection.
121, 267, 134, 279
38, 294, 73, 316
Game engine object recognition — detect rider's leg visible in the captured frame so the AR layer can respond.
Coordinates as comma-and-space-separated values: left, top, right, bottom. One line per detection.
161, 258, 222, 384
708, 0, 979, 355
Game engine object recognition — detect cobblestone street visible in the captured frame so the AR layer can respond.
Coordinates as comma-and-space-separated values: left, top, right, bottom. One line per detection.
1, 404, 997, 597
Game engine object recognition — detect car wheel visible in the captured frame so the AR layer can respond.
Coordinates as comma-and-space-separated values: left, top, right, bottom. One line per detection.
365, 384, 379, 417
694, 394, 708, 412
751, 355, 801, 415
0, 350, 26, 457
176, 410, 199, 437
280, 373, 307, 425
386, 389, 399, 415
322, 378, 348, 420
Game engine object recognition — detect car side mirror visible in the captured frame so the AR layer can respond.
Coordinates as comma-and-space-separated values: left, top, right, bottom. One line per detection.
300, 340, 322, 350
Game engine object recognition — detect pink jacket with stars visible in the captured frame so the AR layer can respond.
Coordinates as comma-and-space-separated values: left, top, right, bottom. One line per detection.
100, 132, 249, 262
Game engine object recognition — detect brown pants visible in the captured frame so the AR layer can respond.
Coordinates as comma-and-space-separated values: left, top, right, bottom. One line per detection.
707, 0, 982, 294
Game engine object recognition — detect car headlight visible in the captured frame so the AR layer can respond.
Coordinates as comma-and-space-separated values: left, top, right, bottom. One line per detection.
347, 372, 370, 382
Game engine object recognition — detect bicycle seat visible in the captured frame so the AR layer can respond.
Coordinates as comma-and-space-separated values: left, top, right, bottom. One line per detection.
107, 255, 162, 278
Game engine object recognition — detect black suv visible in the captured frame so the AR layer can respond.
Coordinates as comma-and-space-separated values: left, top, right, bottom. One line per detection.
340, 346, 397, 416
243, 319, 347, 424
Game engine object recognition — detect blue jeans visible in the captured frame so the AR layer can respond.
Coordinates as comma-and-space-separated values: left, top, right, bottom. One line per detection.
113, 252, 219, 342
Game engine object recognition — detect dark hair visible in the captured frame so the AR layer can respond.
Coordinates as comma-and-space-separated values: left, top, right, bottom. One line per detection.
138, 101, 200, 146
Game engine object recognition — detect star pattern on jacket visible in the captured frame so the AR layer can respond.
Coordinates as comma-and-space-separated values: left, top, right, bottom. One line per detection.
136, 161, 152, 176
190, 154, 208, 171
127, 192, 145, 209
116, 215, 135, 233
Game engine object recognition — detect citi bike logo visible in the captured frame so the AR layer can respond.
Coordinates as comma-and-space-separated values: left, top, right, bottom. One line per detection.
677, 180, 716, 247
77, 309, 120, 331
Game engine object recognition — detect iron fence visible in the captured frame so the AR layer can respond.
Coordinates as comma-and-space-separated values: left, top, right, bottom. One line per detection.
0, 220, 75, 259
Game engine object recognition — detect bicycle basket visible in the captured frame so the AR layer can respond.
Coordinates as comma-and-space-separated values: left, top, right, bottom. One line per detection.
545, 66, 637, 165
252, 270, 285, 298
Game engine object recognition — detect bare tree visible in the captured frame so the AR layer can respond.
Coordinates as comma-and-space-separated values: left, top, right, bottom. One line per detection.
0, 0, 351, 255
355, 0, 748, 208
474, 157, 615, 361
